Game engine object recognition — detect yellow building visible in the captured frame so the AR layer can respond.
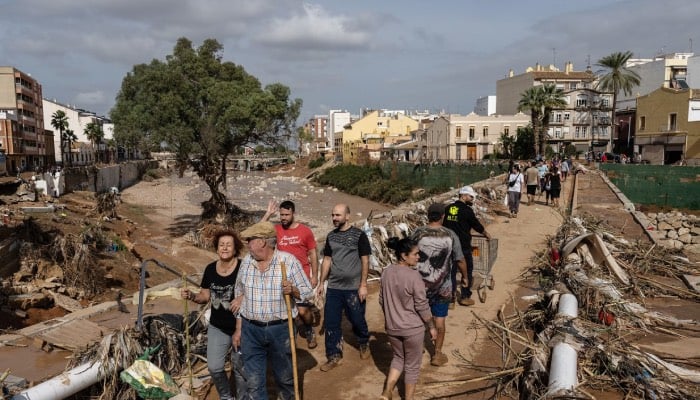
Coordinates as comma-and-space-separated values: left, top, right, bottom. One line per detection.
636, 87, 700, 165
341, 110, 418, 164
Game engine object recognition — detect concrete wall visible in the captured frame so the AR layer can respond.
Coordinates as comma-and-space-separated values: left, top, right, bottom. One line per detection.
63, 161, 157, 193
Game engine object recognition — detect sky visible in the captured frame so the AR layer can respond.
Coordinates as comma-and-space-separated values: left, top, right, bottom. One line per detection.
1, 0, 697, 123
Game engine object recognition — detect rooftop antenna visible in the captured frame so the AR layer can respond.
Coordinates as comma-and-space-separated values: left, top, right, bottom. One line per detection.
690, 38, 693, 53
552, 47, 556, 66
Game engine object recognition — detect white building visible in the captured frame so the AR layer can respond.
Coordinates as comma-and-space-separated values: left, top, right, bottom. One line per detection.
616, 52, 694, 111
474, 95, 497, 116
328, 109, 350, 148
42, 98, 112, 164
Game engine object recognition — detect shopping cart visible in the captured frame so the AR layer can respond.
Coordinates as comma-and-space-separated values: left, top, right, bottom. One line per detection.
471, 236, 498, 303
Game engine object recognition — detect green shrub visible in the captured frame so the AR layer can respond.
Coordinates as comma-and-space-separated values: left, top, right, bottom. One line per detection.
308, 157, 326, 169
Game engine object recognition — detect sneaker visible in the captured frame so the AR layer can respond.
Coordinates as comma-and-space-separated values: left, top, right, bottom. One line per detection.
359, 344, 371, 360
307, 330, 318, 349
320, 356, 342, 372
448, 297, 456, 310
458, 297, 475, 306
431, 352, 448, 366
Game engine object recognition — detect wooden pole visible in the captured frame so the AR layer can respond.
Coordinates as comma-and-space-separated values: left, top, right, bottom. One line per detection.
280, 261, 300, 400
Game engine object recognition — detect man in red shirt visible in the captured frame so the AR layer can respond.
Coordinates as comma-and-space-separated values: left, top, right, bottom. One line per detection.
262, 200, 320, 348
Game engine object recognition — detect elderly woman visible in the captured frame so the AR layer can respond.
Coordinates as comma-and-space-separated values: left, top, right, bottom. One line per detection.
181, 229, 247, 400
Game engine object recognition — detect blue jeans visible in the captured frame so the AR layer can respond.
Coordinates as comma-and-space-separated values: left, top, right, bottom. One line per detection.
241, 319, 294, 400
207, 324, 247, 400
324, 288, 369, 360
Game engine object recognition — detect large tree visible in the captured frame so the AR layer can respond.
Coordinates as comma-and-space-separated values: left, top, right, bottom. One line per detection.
518, 84, 567, 156
50, 110, 69, 165
111, 38, 302, 221
596, 51, 641, 147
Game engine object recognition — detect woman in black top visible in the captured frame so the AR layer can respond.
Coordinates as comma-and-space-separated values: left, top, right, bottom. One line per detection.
547, 166, 562, 207
181, 229, 246, 400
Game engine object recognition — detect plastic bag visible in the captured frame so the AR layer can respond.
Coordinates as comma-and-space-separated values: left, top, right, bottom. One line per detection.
119, 359, 180, 399
503, 195, 508, 207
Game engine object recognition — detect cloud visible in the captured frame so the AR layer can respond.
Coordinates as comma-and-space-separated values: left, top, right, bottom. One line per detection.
75, 90, 106, 105
256, 3, 375, 51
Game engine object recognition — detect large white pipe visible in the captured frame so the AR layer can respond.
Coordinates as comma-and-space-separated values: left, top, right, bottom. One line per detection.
558, 293, 578, 318
547, 292, 579, 396
547, 342, 578, 394
11, 362, 104, 400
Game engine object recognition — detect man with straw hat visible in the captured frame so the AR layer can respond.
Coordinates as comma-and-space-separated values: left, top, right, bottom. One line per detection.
233, 221, 312, 400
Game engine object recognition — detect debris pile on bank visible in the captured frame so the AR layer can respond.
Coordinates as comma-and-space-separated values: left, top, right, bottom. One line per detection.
361, 177, 507, 275
439, 216, 700, 399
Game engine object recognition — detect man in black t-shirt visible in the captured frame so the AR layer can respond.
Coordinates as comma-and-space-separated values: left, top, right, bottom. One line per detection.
317, 203, 372, 372
443, 186, 492, 306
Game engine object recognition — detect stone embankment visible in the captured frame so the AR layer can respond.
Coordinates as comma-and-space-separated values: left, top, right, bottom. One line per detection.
645, 211, 700, 252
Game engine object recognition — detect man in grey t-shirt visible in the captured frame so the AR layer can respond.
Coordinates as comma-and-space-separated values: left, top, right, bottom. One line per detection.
317, 204, 372, 371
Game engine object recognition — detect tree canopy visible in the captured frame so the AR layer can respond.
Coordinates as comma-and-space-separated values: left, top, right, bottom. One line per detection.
518, 84, 567, 156
110, 38, 302, 221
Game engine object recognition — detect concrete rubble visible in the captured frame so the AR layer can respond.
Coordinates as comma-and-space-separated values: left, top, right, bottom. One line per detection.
644, 211, 700, 252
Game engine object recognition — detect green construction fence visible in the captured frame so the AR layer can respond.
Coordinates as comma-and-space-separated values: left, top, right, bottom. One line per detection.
381, 161, 502, 191
599, 164, 700, 209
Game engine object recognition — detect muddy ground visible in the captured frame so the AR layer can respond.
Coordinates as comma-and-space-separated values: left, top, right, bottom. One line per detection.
1, 162, 698, 399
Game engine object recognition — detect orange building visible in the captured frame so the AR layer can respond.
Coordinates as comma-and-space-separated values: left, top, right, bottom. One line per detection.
0, 66, 53, 172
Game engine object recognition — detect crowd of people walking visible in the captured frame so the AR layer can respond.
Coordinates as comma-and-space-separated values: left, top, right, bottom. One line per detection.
181, 192, 493, 399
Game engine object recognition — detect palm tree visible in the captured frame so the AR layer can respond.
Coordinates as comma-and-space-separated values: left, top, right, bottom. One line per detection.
50, 110, 69, 165
596, 51, 641, 149
84, 122, 105, 164
64, 129, 77, 166
518, 84, 567, 156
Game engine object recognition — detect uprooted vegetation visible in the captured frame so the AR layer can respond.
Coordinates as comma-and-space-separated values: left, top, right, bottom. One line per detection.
432, 216, 700, 399
0, 192, 141, 329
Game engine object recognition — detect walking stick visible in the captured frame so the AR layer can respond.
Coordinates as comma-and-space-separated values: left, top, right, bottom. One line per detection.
280, 261, 300, 400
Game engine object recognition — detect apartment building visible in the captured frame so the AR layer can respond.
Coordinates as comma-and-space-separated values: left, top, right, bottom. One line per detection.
0, 66, 54, 172
341, 110, 417, 164
474, 95, 496, 116
304, 114, 330, 153
617, 52, 694, 111
635, 87, 700, 165
426, 113, 530, 161
496, 62, 612, 153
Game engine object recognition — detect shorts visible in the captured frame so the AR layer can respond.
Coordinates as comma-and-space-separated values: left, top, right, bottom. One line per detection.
526, 185, 537, 195
430, 303, 449, 318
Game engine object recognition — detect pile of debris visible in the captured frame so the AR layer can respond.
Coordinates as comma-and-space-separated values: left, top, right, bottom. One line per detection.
447, 215, 700, 399
644, 211, 700, 251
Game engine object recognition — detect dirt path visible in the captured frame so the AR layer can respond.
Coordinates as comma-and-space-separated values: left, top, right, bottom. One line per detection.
300, 184, 568, 400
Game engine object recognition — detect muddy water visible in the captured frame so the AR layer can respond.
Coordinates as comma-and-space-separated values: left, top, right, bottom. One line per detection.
182, 170, 393, 240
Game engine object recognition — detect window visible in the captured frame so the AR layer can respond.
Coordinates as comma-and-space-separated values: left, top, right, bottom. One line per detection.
555, 128, 562, 138
482, 126, 488, 137
504, 126, 510, 135
669, 113, 677, 131
555, 113, 562, 123
640, 116, 646, 131
564, 112, 570, 121
456, 126, 462, 138
576, 96, 588, 107
575, 127, 581, 138
569, 82, 578, 90
601, 97, 610, 108
582, 126, 588, 137
469, 126, 475, 140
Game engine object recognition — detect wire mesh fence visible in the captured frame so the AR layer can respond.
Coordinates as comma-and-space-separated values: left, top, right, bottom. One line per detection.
381, 161, 503, 191
599, 164, 700, 209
